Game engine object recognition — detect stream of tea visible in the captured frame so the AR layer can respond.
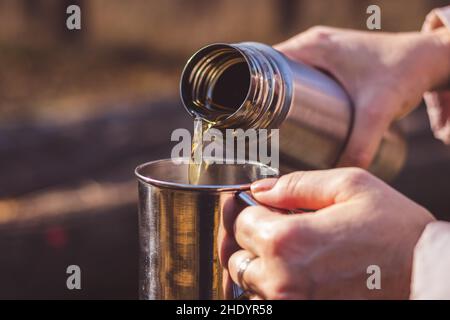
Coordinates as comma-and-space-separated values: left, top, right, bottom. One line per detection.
188, 117, 214, 185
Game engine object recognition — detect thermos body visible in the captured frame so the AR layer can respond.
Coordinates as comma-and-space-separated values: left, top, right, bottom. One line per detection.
180, 42, 406, 180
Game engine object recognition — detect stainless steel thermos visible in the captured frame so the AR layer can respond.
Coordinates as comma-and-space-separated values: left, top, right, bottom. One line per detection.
180, 42, 406, 180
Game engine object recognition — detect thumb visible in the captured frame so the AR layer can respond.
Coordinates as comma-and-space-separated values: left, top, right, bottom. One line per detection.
338, 108, 390, 168
250, 169, 361, 210
274, 27, 333, 69
421, 9, 444, 32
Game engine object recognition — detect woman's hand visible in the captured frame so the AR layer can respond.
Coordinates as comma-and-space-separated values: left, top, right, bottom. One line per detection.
223, 169, 434, 299
422, 7, 450, 144
275, 27, 450, 167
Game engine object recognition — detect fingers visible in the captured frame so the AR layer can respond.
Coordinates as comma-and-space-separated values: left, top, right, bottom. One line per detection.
234, 205, 290, 256
217, 216, 239, 270
251, 168, 373, 210
226, 204, 305, 299
337, 103, 391, 168
218, 196, 244, 268
274, 26, 336, 70
425, 91, 450, 144
228, 250, 265, 298
422, 9, 444, 32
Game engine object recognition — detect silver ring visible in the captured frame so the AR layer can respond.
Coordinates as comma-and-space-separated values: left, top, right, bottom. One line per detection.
237, 257, 256, 291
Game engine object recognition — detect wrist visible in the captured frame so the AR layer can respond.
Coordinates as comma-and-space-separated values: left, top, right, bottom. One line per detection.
426, 29, 450, 91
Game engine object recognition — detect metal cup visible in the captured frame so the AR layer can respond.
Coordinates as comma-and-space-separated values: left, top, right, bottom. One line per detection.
135, 158, 278, 300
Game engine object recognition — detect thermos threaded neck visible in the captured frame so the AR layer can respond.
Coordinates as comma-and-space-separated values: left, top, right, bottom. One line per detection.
180, 43, 291, 129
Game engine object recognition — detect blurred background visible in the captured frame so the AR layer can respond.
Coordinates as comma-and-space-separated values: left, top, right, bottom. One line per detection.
0, 0, 449, 299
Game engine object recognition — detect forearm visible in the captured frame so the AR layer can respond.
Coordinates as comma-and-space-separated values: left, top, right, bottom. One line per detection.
410, 221, 450, 299
427, 29, 450, 91
422, 6, 450, 144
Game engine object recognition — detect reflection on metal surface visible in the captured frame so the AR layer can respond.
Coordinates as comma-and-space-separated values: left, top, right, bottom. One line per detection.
136, 159, 277, 300
181, 42, 406, 180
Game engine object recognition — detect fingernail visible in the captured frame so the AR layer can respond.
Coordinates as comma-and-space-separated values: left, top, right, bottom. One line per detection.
251, 178, 278, 193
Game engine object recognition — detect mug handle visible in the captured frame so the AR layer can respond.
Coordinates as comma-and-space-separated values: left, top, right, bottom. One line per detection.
232, 191, 297, 299
233, 191, 259, 300
232, 191, 259, 299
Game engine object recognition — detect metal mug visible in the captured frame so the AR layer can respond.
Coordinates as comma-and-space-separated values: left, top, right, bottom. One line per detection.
135, 158, 278, 300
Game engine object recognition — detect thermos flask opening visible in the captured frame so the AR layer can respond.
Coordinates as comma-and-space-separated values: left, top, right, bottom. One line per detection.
180, 43, 292, 130
180, 44, 251, 123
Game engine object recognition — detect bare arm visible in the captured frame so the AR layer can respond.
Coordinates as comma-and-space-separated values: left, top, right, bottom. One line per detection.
422, 6, 450, 144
